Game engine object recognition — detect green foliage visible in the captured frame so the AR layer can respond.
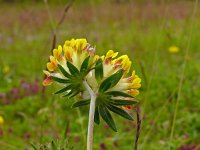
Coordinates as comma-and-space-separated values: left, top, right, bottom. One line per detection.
99, 105, 117, 132
95, 59, 103, 84
31, 139, 73, 150
99, 69, 123, 92
58, 64, 71, 78
53, 57, 95, 98
110, 99, 138, 106
66, 61, 80, 76
72, 99, 90, 108
106, 91, 134, 98
51, 76, 70, 83
94, 107, 100, 124
80, 56, 90, 73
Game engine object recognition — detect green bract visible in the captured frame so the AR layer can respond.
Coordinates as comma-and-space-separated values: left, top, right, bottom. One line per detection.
52, 56, 91, 98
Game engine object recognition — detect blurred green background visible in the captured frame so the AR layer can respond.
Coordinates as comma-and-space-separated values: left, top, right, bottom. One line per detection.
0, 0, 200, 149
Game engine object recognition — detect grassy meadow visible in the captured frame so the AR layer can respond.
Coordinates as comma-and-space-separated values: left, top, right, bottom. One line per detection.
0, 0, 200, 149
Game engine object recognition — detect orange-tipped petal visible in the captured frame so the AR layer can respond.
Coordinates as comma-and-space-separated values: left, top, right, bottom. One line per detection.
123, 105, 132, 110
43, 77, 53, 86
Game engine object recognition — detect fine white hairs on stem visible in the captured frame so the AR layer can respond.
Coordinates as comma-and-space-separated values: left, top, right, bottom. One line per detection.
83, 80, 97, 150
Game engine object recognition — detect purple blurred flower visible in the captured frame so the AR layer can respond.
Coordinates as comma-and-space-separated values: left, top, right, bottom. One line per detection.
1, 79, 42, 105
21, 83, 31, 95
9, 88, 21, 99
100, 143, 106, 150
0, 93, 6, 99
9, 88, 18, 95
180, 144, 198, 150
24, 133, 31, 140
30, 82, 40, 94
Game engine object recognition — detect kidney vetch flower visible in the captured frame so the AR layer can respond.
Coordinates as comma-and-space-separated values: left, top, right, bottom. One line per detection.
43, 38, 141, 150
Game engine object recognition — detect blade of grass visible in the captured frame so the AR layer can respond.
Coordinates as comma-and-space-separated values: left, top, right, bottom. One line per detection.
169, 0, 198, 149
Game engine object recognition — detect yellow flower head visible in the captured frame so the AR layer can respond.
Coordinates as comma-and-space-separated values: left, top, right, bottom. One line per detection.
43, 38, 97, 86
86, 50, 141, 110
0, 116, 4, 126
168, 46, 179, 53
3, 65, 10, 74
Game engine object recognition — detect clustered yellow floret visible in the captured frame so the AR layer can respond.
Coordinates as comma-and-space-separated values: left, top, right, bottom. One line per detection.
100, 50, 141, 98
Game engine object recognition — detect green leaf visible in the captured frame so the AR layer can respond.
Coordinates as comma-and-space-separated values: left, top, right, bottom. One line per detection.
51, 76, 70, 83
30, 144, 38, 150
106, 91, 134, 98
94, 106, 100, 125
72, 99, 90, 108
95, 59, 103, 83
99, 69, 123, 92
80, 56, 90, 72
62, 90, 74, 97
99, 105, 117, 132
110, 99, 138, 106
67, 61, 79, 76
51, 141, 57, 150
107, 104, 133, 120
58, 64, 71, 78
54, 84, 73, 94
69, 90, 81, 98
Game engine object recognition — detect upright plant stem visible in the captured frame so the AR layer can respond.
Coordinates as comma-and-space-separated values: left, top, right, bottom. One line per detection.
83, 80, 97, 150
134, 107, 141, 150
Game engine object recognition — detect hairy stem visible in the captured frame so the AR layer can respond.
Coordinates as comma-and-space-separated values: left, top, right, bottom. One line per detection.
83, 80, 96, 150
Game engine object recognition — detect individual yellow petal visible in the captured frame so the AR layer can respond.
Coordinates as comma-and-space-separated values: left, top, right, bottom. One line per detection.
63, 45, 73, 61
64, 38, 75, 47
50, 56, 58, 65
105, 50, 118, 59
131, 83, 141, 89
123, 60, 131, 74
50, 56, 56, 62
129, 89, 139, 96
105, 50, 114, 59
75, 38, 87, 52
113, 55, 131, 73
131, 71, 136, 78
53, 48, 57, 57
47, 63, 54, 71
101, 55, 105, 61
58, 45, 62, 54
53, 45, 63, 60
132, 78, 141, 85
47, 56, 58, 71
94, 55, 100, 61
